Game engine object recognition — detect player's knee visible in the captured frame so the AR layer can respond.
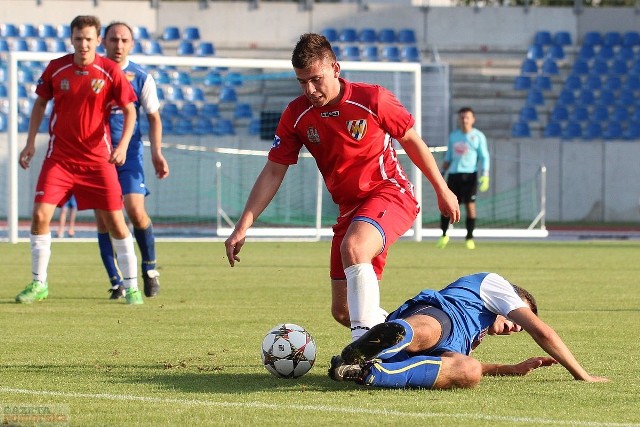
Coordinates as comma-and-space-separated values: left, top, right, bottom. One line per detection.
452, 357, 482, 389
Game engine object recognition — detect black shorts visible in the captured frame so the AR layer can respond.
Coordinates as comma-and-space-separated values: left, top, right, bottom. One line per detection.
399, 304, 452, 354
447, 172, 478, 204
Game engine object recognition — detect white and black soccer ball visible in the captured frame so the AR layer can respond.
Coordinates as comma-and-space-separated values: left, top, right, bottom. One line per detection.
261, 323, 316, 379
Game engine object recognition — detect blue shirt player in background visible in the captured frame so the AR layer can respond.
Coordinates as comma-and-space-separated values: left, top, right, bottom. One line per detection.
100, 21, 169, 299
438, 107, 490, 250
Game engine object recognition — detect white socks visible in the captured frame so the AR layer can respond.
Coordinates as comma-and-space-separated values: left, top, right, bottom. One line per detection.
30, 233, 51, 283
345, 263, 388, 341
111, 234, 138, 290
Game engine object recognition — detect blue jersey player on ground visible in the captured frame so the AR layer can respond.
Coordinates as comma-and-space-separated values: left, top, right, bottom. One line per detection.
100, 21, 169, 299
329, 272, 608, 388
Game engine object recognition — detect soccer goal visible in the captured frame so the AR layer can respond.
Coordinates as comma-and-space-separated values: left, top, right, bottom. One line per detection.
1, 50, 546, 243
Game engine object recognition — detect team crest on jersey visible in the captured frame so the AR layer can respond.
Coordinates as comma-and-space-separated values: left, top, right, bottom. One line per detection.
60, 79, 70, 91
125, 71, 135, 82
347, 119, 367, 141
91, 79, 105, 94
307, 126, 320, 144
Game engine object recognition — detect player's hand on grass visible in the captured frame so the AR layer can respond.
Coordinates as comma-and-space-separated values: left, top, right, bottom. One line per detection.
511, 356, 558, 376
582, 375, 609, 383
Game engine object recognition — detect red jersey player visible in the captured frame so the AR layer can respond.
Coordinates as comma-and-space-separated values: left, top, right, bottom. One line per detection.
225, 33, 460, 340
16, 15, 143, 304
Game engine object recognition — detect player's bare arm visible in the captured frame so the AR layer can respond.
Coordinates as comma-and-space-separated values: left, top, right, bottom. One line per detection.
225, 161, 289, 267
509, 308, 609, 382
147, 111, 169, 179
397, 128, 460, 223
110, 102, 136, 166
19, 97, 48, 169
481, 356, 557, 376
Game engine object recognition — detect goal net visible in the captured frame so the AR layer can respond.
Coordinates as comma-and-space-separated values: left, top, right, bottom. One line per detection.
1, 50, 546, 242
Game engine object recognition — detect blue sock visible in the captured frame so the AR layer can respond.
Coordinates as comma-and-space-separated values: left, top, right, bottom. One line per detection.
377, 319, 415, 360
364, 355, 443, 389
134, 223, 156, 273
97, 232, 122, 286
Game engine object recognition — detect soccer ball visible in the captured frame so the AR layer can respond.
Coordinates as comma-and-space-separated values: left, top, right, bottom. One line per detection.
261, 323, 316, 379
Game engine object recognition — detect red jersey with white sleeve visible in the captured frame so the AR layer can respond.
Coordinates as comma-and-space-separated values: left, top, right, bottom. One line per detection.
269, 78, 416, 214
35, 54, 137, 165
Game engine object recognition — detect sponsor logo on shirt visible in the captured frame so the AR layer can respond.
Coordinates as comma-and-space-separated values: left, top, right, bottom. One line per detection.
60, 79, 70, 91
306, 126, 320, 144
320, 111, 340, 117
75, 70, 89, 75
453, 141, 468, 155
91, 79, 105, 94
346, 119, 367, 141
271, 135, 281, 149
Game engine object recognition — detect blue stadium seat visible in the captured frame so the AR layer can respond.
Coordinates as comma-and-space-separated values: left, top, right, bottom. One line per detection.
38, 24, 57, 38
533, 30, 552, 45
321, 28, 339, 43
0, 113, 7, 132
584, 122, 602, 140
0, 39, 9, 52
541, 58, 559, 75
186, 87, 205, 102
194, 117, 214, 135
623, 75, 640, 91
533, 75, 552, 91
397, 28, 417, 44
554, 31, 572, 46
156, 87, 165, 101
562, 121, 582, 139
401, 45, 420, 62
166, 86, 185, 102
145, 40, 163, 55
162, 102, 179, 117
12, 39, 29, 52
526, 44, 545, 60
183, 26, 201, 41
546, 44, 565, 60
513, 75, 531, 90
342, 45, 361, 61
616, 46, 634, 61
200, 102, 220, 118
557, 89, 576, 106
631, 59, 640, 75
519, 105, 538, 121
225, 72, 244, 87
585, 75, 601, 91
511, 121, 531, 138
214, 118, 235, 136
358, 28, 377, 43
361, 45, 379, 62
177, 41, 195, 55
180, 102, 199, 119
381, 46, 400, 62
1, 23, 19, 38
130, 41, 143, 55
544, 121, 562, 137
623, 122, 640, 140
0, 84, 7, 98
38, 115, 49, 133
204, 71, 223, 87
173, 118, 194, 135
592, 105, 609, 122
603, 31, 622, 47
134, 26, 151, 40
577, 89, 595, 105
17, 68, 35, 84
604, 75, 622, 92
339, 28, 357, 43
332, 45, 342, 60
219, 86, 237, 103
526, 89, 544, 106
162, 26, 181, 41
610, 59, 628, 75
96, 44, 105, 55
378, 28, 396, 43
583, 31, 602, 46
612, 106, 629, 122
162, 118, 174, 134
248, 118, 261, 136
551, 105, 569, 121
520, 58, 538, 75
590, 58, 609, 75
153, 69, 171, 85
30, 39, 48, 52
622, 31, 640, 47
577, 44, 595, 60
17, 114, 30, 132
616, 91, 635, 107
57, 24, 71, 38
234, 103, 253, 120
570, 105, 589, 122
564, 74, 582, 91
49, 39, 68, 53
596, 45, 615, 60
171, 71, 192, 85
197, 41, 215, 56
19, 23, 38, 38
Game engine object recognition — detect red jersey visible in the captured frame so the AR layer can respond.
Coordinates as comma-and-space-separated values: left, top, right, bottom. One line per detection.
36, 54, 137, 165
269, 79, 416, 212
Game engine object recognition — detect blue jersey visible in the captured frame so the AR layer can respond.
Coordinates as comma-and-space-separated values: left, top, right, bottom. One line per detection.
387, 272, 526, 355
445, 128, 490, 175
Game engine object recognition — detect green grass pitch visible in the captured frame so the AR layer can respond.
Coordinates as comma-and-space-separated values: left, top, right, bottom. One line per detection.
1, 239, 639, 426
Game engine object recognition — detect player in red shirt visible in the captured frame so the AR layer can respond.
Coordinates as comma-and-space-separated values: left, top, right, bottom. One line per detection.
15, 15, 143, 304
225, 33, 460, 341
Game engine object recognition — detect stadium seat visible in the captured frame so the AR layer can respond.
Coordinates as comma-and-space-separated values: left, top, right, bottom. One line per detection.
511, 121, 531, 138
562, 121, 582, 139
623, 122, 640, 140
38, 24, 57, 38
551, 105, 569, 121
397, 28, 417, 44
592, 105, 609, 122
584, 122, 602, 140
610, 59, 628, 75
49, 39, 68, 53
577, 44, 595, 60
248, 118, 261, 135
631, 59, 640, 75
186, 87, 206, 102
96, 44, 105, 55
130, 41, 143, 55
533, 75, 552, 91
17, 68, 34, 84
519, 105, 538, 121
616, 46, 634, 61
622, 31, 640, 47
612, 106, 629, 122
0, 113, 7, 132
526, 44, 545, 60
401, 45, 420, 62
56, 24, 71, 38
526, 89, 544, 106
171, 71, 192, 85
214, 118, 235, 136
596, 45, 615, 60
177, 41, 195, 55
0, 84, 7, 98
162, 118, 174, 134
12, 39, 29, 52
342, 45, 361, 61
616, 91, 635, 107
183, 26, 201, 41
332, 45, 342, 60
623, 75, 640, 91
321, 28, 339, 43
520, 58, 538, 75
602, 121, 624, 140
603, 31, 622, 47
166, 86, 185, 102
513, 75, 531, 91
225, 72, 244, 87
134, 26, 151, 40
378, 28, 396, 43
234, 103, 253, 119
30, 39, 48, 52
173, 118, 194, 135
38, 115, 49, 133
153, 69, 171, 85
194, 117, 214, 135
197, 41, 215, 56
19, 23, 38, 38
570, 105, 589, 122
162, 26, 181, 41
557, 89, 576, 106
180, 102, 199, 119
577, 89, 595, 105
543, 121, 562, 138
204, 71, 223, 87
358, 28, 377, 43
0, 23, 19, 38
541, 58, 559, 75
17, 113, 30, 132
161, 102, 179, 117
585, 75, 602, 91
145, 40, 164, 55
381, 46, 401, 62
0, 39, 9, 52
338, 28, 357, 43
361, 45, 379, 62
533, 30, 552, 46
200, 102, 220, 118
583, 31, 602, 46
590, 58, 609, 75
572, 59, 591, 75
156, 87, 165, 101
604, 75, 622, 92
546, 44, 565, 60
564, 74, 582, 91
554, 31, 572, 46
219, 86, 237, 103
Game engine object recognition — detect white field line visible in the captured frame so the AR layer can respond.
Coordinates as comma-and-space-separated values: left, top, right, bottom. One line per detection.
0, 387, 638, 427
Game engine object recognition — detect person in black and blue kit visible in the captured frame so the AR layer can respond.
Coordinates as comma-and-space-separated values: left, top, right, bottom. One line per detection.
329, 272, 608, 389
99, 21, 169, 299
438, 107, 490, 250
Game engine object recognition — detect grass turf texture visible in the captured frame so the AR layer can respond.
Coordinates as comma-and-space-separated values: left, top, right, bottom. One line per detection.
1, 240, 639, 426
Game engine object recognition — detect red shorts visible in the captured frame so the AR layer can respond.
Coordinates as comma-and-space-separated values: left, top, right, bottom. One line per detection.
35, 159, 124, 211
330, 186, 419, 281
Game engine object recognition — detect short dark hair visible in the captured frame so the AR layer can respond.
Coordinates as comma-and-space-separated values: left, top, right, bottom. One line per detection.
291, 33, 336, 69
103, 21, 134, 40
512, 284, 538, 315
458, 107, 475, 116
70, 15, 101, 36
